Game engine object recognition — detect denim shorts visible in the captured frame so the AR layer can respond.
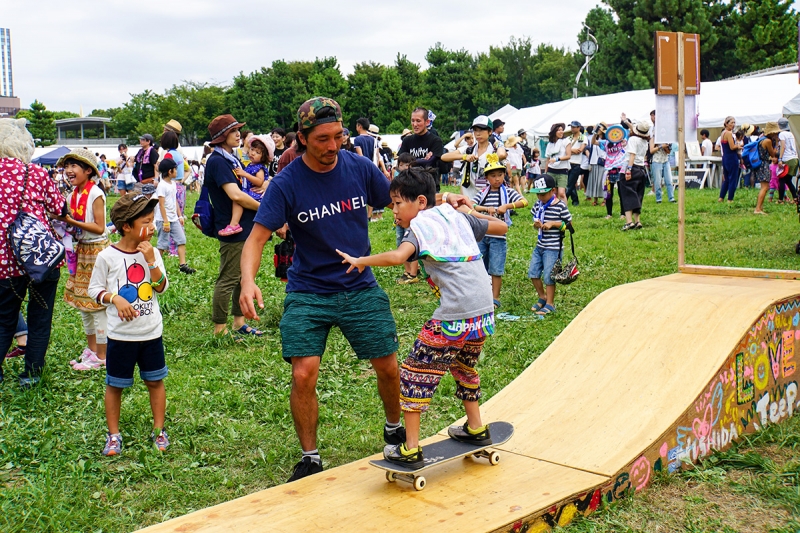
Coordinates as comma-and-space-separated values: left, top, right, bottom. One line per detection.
528, 245, 560, 286
106, 336, 168, 388
477, 236, 507, 276
156, 220, 187, 248
279, 286, 399, 361
118, 179, 135, 191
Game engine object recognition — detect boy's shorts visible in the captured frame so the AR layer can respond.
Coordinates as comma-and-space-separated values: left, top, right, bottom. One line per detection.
396, 225, 407, 248
400, 320, 486, 413
156, 220, 187, 249
279, 286, 398, 361
106, 337, 168, 388
528, 245, 560, 286
477, 236, 507, 276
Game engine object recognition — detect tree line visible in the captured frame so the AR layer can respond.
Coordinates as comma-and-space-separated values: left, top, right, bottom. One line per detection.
21, 0, 797, 147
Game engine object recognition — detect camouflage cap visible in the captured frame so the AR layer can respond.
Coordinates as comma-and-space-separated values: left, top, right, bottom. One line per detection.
297, 97, 342, 131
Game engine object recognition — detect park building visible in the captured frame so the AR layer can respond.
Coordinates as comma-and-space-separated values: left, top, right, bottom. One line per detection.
0, 27, 21, 117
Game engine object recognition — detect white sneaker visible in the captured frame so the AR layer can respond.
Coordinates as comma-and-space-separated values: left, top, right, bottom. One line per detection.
72, 352, 106, 371
69, 348, 95, 366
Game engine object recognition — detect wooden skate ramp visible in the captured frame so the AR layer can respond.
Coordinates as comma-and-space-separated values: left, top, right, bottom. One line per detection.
140, 274, 800, 532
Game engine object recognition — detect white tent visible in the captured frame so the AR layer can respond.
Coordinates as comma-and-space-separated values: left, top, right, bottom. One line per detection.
502, 72, 800, 141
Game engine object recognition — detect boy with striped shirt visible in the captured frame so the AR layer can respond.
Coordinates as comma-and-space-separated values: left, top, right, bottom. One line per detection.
528, 174, 572, 316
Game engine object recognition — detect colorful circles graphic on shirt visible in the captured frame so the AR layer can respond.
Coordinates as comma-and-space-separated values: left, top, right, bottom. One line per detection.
138, 282, 153, 302
119, 284, 139, 303
606, 125, 628, 143
127, 263, 146, 284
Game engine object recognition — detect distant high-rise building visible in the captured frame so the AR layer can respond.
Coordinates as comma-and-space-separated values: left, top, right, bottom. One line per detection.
0, 28, 13, 97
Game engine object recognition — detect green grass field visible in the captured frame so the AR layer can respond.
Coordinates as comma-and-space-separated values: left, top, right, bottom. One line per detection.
1, 185, 799, 532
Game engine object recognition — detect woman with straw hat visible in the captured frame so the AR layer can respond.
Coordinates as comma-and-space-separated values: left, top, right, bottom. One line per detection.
754, 122, 781, 215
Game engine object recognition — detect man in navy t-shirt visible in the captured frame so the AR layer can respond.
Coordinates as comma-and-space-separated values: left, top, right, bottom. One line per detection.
239, 97, 405, 483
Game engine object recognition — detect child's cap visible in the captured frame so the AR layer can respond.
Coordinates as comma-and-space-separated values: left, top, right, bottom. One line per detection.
483, 153, 505, 174
56, 148, 100, 177
158, 158, 177, 174
110, 192, 159, 230
531, 174, 557, 193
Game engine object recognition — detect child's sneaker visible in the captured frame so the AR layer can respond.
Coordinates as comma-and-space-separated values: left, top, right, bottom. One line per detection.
151, 428, 170, 451
396, 272, 419, 285
69, 348, 95, 366
447, 422, 492, 445
72, 352, 105, 371
179, 264, 196, 274
5, 346, 25, 359
218, 224, 242, 236
103, 433, 123, 456
383, 443, 424, 469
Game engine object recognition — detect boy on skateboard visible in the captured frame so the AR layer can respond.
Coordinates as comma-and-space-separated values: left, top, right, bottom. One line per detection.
337, 167, 508, 468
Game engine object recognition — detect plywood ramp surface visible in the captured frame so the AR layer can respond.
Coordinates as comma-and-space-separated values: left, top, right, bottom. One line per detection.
140, 274, 800, 532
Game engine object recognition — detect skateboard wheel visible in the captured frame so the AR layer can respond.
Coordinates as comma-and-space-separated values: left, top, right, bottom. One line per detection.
489, 452, 500, 465
413, 476, 426, 491
386, 471, 396, 483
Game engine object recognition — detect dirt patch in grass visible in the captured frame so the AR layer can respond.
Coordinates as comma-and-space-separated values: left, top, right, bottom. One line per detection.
575, 476, 791, 533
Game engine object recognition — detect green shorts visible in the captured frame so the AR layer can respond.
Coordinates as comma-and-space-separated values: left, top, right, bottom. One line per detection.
280, 286, 399, 361
551, 171, 569, 189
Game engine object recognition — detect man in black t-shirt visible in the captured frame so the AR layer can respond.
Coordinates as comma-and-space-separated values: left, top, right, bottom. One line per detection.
397, 107, 444, 171
269, 128, 287, 177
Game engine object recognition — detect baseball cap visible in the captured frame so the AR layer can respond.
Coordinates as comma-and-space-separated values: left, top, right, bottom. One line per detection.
158, 158, 177, 174
569, 120, 582, 128
110, 192, 159, 231
139, 133, 155, 143
778, 117, 790, 131
530, 174, 557, 193
297, 97, 343, 132
471, 115, 493, 130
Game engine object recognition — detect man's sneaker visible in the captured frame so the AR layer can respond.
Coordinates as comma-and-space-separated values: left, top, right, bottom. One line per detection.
384, 425, 407, 445
179, 264, 196, 274
287, 456, 323, 482
396, 272, 419, 285
383, 443, 424, 469
151, 428, 170, 451
448, 422, 492, 445
72, 352, 105, 371
103, 433, 123, 456
5, 346, 25, 359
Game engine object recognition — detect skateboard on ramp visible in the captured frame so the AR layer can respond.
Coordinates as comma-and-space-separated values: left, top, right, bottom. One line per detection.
370, 421, 514, 491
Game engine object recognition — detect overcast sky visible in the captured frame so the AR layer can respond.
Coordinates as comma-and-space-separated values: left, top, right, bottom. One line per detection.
1, 0, 756, 113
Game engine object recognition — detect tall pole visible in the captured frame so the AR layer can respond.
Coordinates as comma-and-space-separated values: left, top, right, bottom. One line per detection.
677, 32, 686, 268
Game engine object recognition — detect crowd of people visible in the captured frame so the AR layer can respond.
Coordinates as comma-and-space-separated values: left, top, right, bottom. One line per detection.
0, 94, 795, 483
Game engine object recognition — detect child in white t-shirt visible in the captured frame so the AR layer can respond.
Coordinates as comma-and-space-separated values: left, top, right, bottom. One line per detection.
88, 193, 170, 456
154, 159, 195, 274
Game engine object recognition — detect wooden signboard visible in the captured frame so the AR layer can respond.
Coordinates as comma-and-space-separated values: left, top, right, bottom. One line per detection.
655, 31, 700, 95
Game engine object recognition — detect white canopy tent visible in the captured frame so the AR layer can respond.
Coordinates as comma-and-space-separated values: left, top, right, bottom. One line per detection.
503, 73, 800, 142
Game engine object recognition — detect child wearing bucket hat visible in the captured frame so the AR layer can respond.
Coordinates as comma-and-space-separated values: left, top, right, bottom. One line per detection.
528, 173, 573, 316
59, 148, 110, 371
471, 154, 527, 308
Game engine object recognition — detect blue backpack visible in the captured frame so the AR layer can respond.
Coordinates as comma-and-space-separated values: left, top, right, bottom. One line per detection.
191, 185, 216, 238
741, 137, 764, 170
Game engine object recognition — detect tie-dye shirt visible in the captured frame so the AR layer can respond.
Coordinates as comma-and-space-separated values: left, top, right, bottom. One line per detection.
402, 212, 495, 339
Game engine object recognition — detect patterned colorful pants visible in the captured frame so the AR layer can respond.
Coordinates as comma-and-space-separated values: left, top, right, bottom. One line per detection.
400, 320, 485, 413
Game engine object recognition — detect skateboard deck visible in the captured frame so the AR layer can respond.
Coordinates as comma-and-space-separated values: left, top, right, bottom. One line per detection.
370, 421, 514, 491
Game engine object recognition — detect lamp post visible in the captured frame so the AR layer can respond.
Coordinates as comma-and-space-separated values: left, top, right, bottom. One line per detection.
574, 23, 598, 99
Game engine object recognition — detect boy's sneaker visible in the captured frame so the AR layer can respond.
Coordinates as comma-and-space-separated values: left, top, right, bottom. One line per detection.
287, 456, 323, 482
396, 272, 419, 285
151, 428, 170, 451
179, 264, 196, 274
5, 346, 25, 359
448, 422, 492, 445
69, 348, 95, 366
72, 352, 105, 371
383, 443, 424, 469
384, 425, 407, 445
103, 433, 123, 456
